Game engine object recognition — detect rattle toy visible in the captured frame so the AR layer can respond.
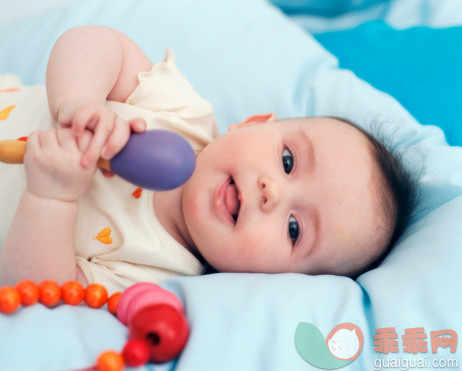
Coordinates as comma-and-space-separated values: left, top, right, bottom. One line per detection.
0, 280, 190, 371
0, 130, 196, 191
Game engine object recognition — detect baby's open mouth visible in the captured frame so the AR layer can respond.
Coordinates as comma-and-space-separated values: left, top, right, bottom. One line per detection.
225, 177, 240, 223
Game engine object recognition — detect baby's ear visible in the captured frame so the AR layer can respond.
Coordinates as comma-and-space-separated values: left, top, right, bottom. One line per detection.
228, 113, 277, 132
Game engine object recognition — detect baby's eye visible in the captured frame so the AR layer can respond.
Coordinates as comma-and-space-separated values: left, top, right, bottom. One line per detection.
282, 148, 294, 174
289, 215, 300, 245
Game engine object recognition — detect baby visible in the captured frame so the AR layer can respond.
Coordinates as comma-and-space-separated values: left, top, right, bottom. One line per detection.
0, 26, 418, 294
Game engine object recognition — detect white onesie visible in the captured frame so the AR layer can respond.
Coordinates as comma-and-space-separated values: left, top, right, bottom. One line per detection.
0, 50, 218, 294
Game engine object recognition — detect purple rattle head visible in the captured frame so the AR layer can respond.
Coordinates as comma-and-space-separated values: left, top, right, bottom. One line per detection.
110, 130, 196, 191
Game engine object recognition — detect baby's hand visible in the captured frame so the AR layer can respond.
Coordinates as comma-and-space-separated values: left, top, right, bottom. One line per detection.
57, 98, 146, 168
24, 129, 97, 202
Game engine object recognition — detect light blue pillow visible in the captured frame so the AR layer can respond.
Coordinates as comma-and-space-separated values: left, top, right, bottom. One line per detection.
0, 0, 461, 370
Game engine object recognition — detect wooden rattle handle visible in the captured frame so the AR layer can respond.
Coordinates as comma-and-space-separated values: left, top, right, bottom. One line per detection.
0, 140, 26, 164
0, 140, 111, 170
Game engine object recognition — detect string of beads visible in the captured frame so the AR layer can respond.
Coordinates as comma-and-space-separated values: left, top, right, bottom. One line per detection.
0, 280, 154, 371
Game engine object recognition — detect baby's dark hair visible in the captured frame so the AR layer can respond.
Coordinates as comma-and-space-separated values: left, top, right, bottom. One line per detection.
327, 116, 421, 276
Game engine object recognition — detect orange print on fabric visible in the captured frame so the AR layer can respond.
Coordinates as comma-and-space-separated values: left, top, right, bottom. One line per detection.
131, 187, 143, 199
0, 88, 20, 93
0, 105, 15, 121
94, 228, 113, 244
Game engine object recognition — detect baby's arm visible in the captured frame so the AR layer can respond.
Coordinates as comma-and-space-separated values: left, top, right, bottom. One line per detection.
0, 129, 96, 286
46, 25, 154, 167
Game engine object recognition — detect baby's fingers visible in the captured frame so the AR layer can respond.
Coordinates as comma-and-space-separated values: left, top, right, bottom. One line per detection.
76, 130, 94, 154
39, 130, 59, 149
24, 130, 58, 166
57, 128, 78, 150
129, 118, 147, 133
25, 131, 41, 155
80, 115, 115, 167
101, 117, 131, 160
71, 105, 100, 136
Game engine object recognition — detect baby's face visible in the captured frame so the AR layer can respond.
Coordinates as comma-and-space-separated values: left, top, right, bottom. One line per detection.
181, 117, 387, 276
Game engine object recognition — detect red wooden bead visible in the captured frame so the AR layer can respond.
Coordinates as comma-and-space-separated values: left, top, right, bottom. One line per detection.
122, 339, 150, 367
15, 280, 39, 306
38, 280, 61, 307
0, 286, 21, 314
129, 304, 189, 363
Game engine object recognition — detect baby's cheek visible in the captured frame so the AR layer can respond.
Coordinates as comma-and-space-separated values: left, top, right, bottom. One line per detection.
183, 189, 201, 220
231, 233, 280, 271
205, 234, 253, 272
182, 186, 210, 243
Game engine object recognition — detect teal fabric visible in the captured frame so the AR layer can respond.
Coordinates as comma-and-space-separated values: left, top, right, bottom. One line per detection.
269, 0, 391, 16
313, 20, 462, 146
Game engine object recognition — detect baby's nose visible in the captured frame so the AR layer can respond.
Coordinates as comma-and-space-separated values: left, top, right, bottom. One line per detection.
258, 176, 282, 212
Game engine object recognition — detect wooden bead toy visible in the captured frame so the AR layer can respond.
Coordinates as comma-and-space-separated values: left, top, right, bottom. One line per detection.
0, 130, 196, 191
0, 280, 190, 370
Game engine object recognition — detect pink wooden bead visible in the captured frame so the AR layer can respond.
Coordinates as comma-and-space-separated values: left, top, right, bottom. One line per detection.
117, 282, 184, 325
117, 283, 156, 324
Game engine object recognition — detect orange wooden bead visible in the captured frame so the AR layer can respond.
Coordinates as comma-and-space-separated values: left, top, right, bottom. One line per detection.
96, 350, 125, 371
107, 292, 122, 315
15, 280, 40, 306
0, 286, 21, 314
38, 280, 61, 307
85, 284, 108, 308
62, 281, 85, 306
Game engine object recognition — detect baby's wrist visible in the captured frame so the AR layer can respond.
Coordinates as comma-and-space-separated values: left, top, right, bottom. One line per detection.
24, 188, 79, 206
